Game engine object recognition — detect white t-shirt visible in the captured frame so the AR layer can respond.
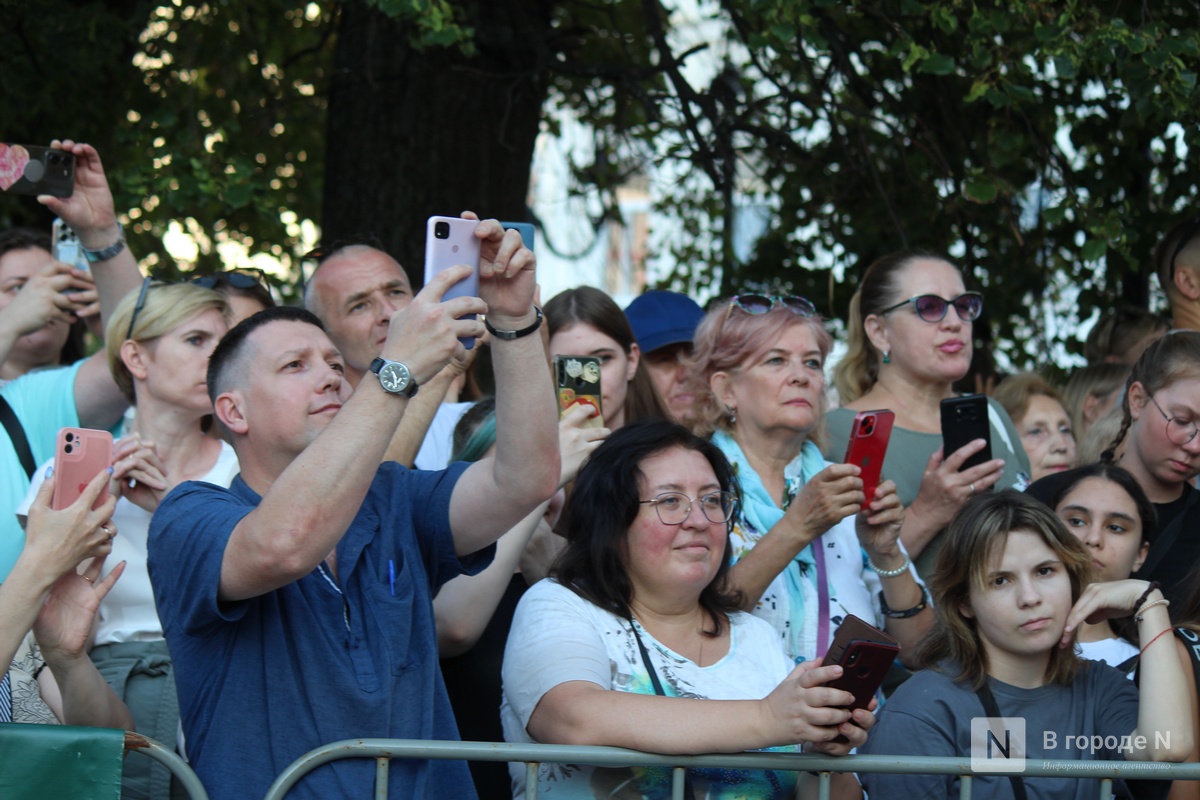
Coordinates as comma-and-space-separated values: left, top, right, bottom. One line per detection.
1077, 637, 1139, 676
413, 402, 473, 471
501, 579, 801, 799
19, 440, 240, 644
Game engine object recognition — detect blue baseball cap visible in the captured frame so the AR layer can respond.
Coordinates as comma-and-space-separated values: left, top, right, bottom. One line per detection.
624, 290, 705, 354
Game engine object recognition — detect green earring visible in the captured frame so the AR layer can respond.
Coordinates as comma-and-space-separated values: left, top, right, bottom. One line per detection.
882, 351, 891, 364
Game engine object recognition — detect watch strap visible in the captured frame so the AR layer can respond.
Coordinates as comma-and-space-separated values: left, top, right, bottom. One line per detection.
83, 223, 127, 263
484, 306, 543, 341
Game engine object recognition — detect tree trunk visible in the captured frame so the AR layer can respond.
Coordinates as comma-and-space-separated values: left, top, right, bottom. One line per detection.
322, 0, 558, 284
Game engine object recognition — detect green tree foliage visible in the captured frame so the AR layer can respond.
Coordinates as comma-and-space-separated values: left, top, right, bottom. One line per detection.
574, 1, 1200, 368
2, 0, 1197, 367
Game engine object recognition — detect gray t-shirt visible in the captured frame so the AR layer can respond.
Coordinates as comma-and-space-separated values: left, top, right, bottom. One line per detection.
825, 398, 1031, 577
860, 662, 1139, 800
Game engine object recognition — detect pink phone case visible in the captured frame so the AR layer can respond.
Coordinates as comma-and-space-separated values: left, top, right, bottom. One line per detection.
424, 216, 482, 349
51, 427, 113, 510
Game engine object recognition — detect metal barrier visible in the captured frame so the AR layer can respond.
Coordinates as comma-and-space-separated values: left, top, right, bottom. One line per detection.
261, 738, 1200, 800
124, 731, 211, 800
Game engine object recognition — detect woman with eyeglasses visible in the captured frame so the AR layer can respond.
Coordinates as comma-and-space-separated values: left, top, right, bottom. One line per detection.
17, 279, 235, 800
683, 295, 932, 667
1098, 331, 1200, 604
501, 419, 874, 800
828, 250, 1031, 578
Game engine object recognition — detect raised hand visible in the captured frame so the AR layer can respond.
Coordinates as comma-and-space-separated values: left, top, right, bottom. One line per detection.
0, 258, 94, 338
463, 211, 537, 326
380, 263, 488, 385
37, 140, 120, 247
110, 434, 170, 512
24, 467, 118, 582
558, 402, 610, 488
855, 479, 905, 557
910, 441, 1005, 530
781, 463, 864, 548
34, 555, 125, 661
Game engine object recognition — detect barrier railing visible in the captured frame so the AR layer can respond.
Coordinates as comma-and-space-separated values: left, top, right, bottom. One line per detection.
124, 731, 211, 800
260, 738, 1200, 800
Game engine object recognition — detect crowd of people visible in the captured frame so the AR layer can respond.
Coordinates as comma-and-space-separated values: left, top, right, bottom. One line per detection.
3, 141, 1200, 800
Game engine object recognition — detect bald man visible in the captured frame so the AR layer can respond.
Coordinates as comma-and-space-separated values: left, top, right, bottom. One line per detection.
1157, 216, 1200, 332
304, 244, 469, 467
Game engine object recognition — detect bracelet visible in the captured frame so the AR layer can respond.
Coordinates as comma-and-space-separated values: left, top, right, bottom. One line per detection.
879, 585, 930, 619
1135, 598, 1170, 622
484, 306, 543, 341
868, 553, 911, 578
83, 223, 127, 263
1140, 627, 1175, 656
1131, 581, 1161, 616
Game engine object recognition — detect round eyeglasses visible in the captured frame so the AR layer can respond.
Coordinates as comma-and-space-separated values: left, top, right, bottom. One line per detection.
638, 491, 737, 525
1148, 395, 1199, 446
880, 292, 983, 323
729, 294, 816, 317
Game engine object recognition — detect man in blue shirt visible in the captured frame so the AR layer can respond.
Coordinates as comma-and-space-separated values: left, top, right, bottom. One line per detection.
147, 218, 558, 800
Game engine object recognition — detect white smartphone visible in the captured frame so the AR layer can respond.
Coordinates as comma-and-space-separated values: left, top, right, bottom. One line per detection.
52, 218, 90, 273
424, 216, 482, 349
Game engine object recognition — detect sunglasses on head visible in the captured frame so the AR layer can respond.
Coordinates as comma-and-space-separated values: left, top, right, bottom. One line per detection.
189, 268, 267, 291
880, 292, 983, 323
125, 275, 162, 340
726, 294, 817, 318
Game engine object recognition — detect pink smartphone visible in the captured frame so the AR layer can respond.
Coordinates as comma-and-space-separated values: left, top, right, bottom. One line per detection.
842, 409, 895, 503
51, 427, 113, 511
424, 216, 482, 349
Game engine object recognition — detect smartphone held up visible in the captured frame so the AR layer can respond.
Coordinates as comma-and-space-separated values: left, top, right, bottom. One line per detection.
424, 216, 482, 349
0, 144, 74, 198
51, 427, 113, 511
842, 409, 894, 504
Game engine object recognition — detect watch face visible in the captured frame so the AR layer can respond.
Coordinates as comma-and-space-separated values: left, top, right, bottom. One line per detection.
378, 362, 411, 394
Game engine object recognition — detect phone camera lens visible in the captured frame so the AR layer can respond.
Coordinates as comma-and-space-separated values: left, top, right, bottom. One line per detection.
434, 221, 450, 240
847, 651, 859, 664
65, 432, 75, 442
49, 153, 60, 164
64, 443, 74, 454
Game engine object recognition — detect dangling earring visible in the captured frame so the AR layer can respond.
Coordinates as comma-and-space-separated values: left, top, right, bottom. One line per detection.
725, 405, 737, 425
882, 351, 891, 364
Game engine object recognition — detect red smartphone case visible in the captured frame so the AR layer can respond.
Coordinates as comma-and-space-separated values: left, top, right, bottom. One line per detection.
842, 409, 894, 503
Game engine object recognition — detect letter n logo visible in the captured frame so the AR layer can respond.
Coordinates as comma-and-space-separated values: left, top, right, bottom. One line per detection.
971, 717, 1026, 773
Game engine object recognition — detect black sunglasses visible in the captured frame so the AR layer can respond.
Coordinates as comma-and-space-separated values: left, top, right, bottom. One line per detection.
880, 292, 984, 323
189, 268, 267, 291
125, 276, 155, 340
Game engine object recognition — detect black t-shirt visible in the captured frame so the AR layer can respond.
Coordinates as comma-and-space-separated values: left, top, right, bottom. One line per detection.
1138, 483, 1200, 604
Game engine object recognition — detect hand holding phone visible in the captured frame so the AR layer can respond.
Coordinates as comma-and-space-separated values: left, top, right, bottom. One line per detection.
842, 410, 895, 504
424, 216, 482, 349
0, 144, 75, 197
554, 355, 603, 428
51, 427, 114, 511
821, 614, 900, 711
940, 394, 992, 472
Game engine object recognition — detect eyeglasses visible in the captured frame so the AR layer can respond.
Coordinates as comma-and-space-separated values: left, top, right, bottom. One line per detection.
125, 276, 155, 340
638, 491, 737, 525
880, 292, 983, 323
1148, 395, 1199, 445
190, 268, 267, 291
1168, 216, 1200, 286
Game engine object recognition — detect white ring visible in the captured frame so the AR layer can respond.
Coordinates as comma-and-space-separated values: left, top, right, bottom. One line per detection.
969, 482, 976, 495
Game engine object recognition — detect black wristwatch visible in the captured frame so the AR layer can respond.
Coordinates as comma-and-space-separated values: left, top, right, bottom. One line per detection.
369, 357, 419, 398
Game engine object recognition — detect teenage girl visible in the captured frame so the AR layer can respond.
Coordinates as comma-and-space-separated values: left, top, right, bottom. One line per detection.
861, 490, 1192, 799
1101, 331, 1200, 601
